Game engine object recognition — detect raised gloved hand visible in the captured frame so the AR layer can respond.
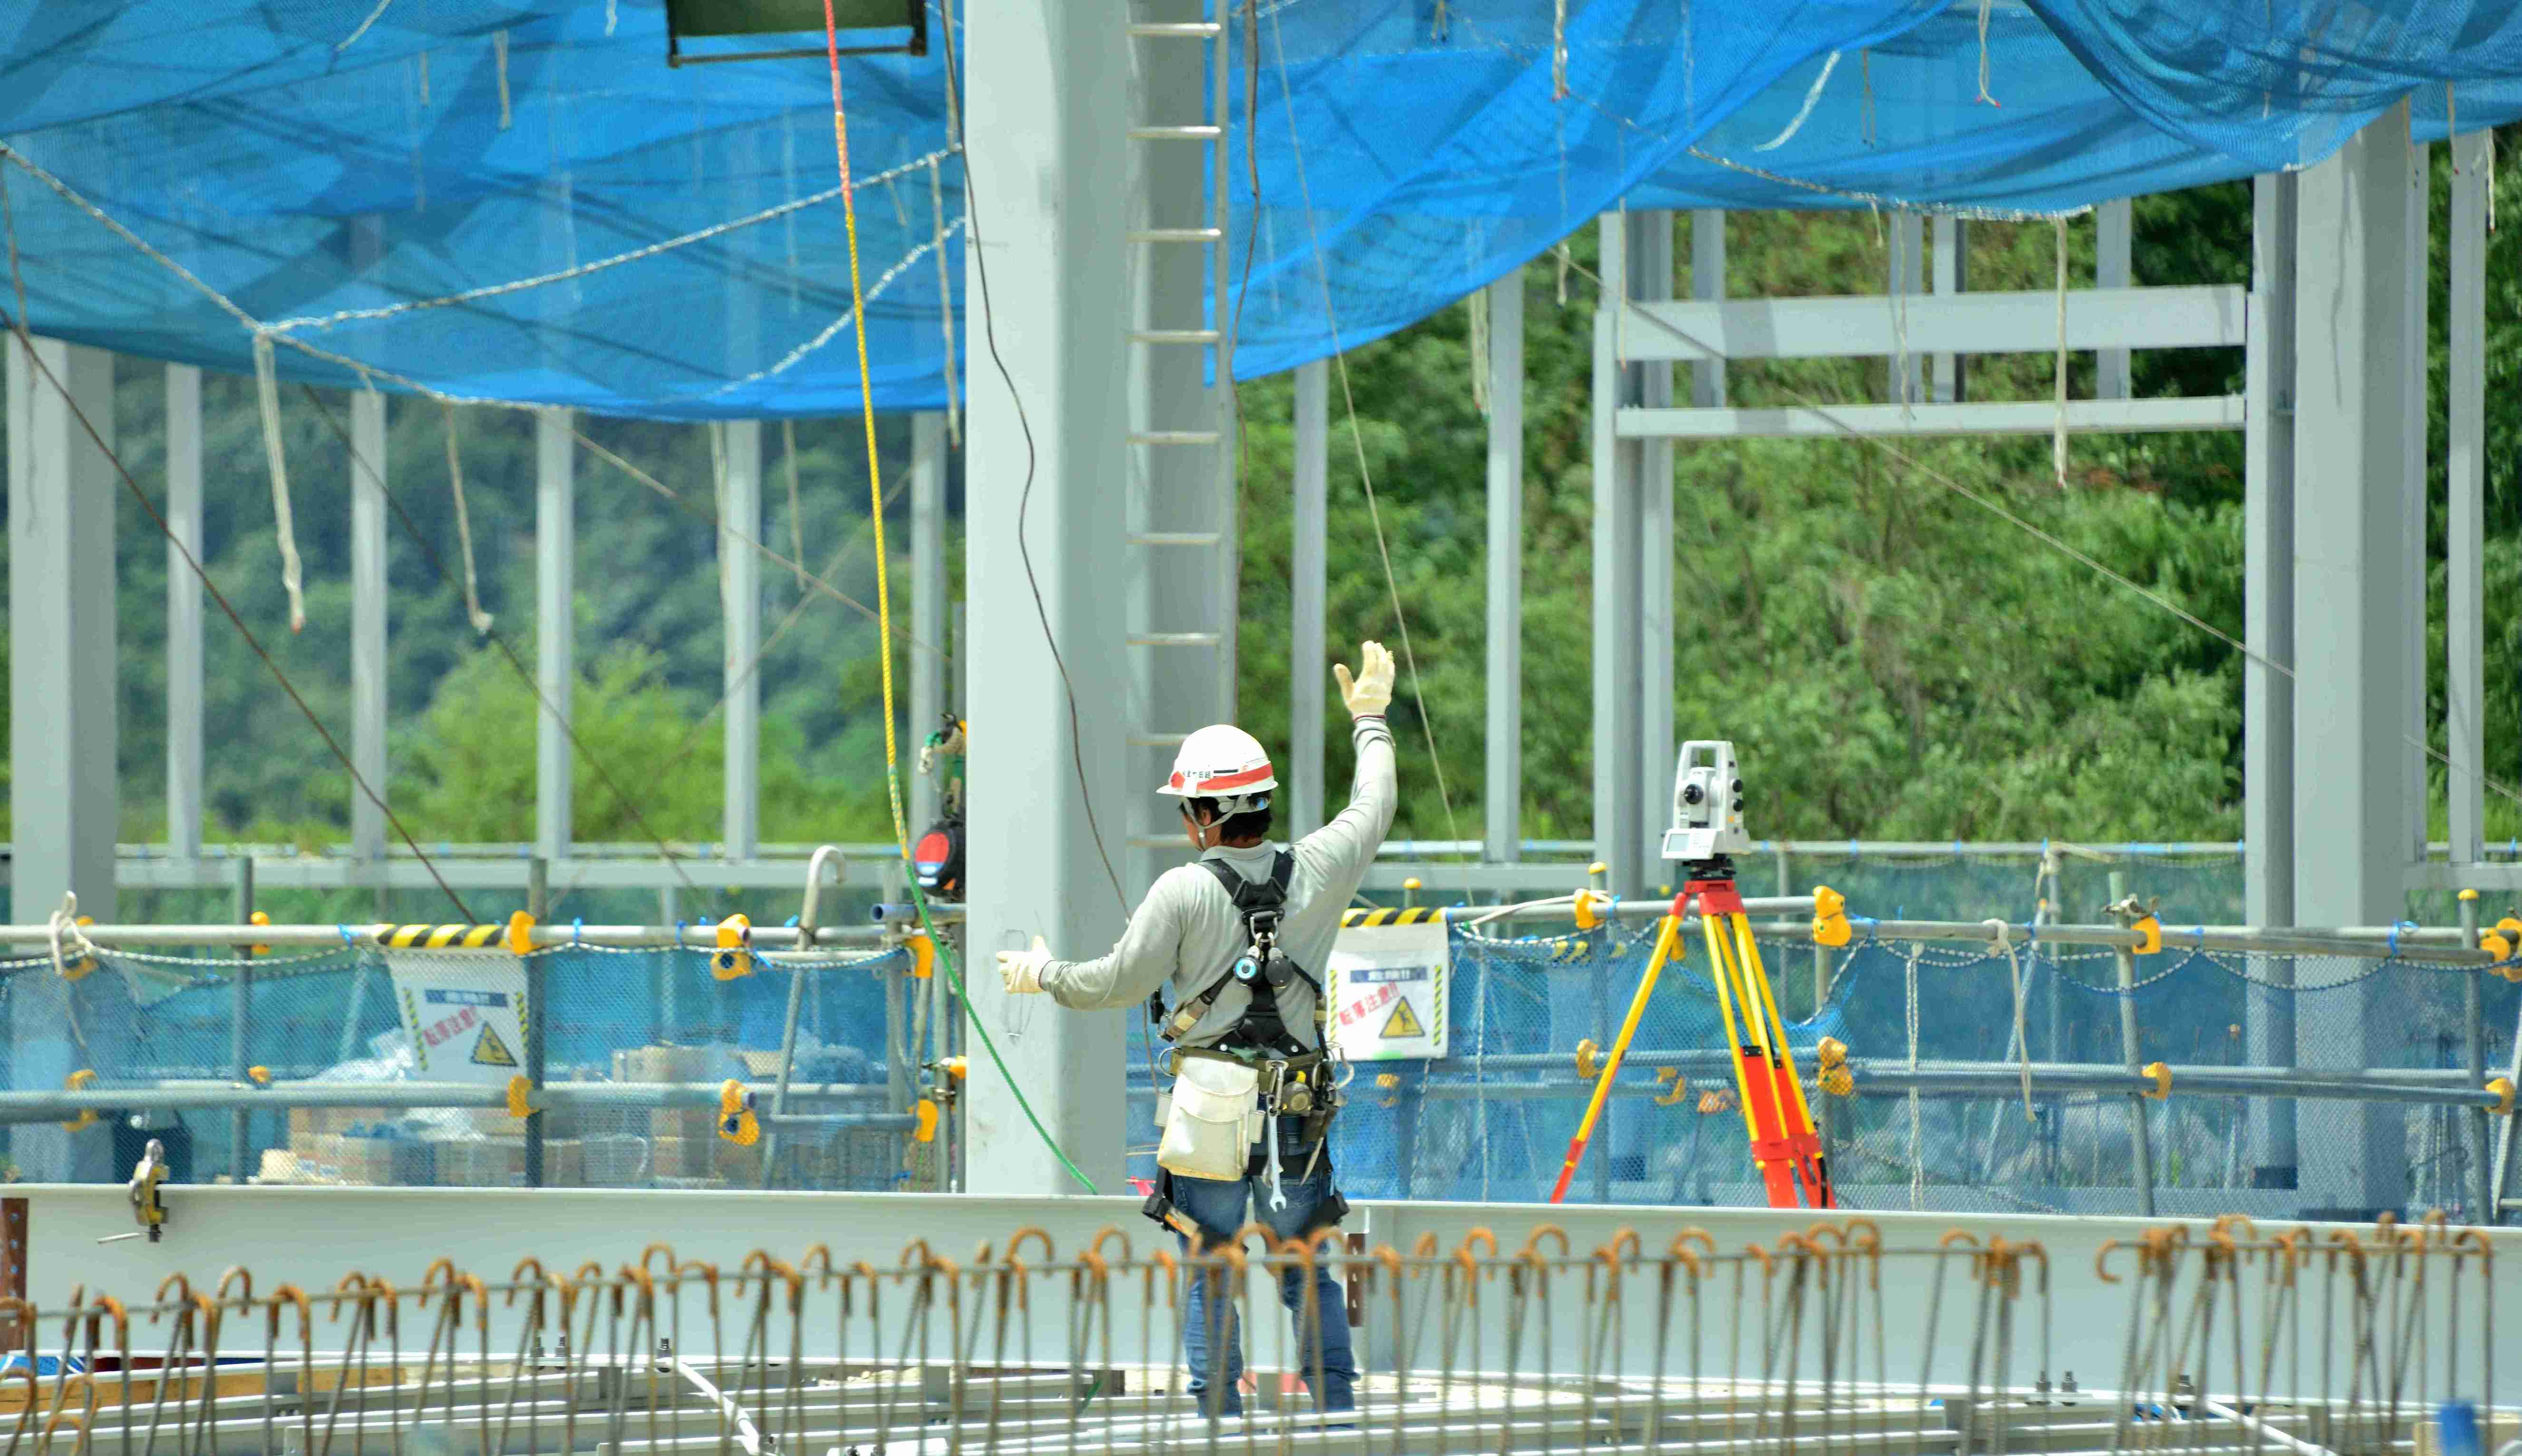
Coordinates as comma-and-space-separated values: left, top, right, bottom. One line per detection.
1333, 640, 1396, 719
997, 935, 1051, 995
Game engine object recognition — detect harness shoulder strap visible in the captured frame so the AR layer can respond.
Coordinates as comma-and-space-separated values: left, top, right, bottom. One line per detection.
1196, 851, 1293, 913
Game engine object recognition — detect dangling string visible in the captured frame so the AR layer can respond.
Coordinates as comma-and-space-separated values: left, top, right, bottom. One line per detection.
494, 29, 513, 130
443, 402, 494, 635
1551, 0, 1568, 99
250, 334, 308, 633
1975, 0, 1999, 106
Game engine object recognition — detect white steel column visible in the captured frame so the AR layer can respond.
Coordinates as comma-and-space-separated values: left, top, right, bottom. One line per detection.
1887, 210, 1924, 404
2291, 102, 2415, 1217
1591, 217, 1644, 896
2403, 144, 2431, 867
2245, 172, 2298, 1189
1482, 275, 1523, 862
720, 419, 763, 860
536, 410, 575, 864
961, 0, 1131, 1195
2095, 198, 2133, 399
1931, 216, 1967, 404
349, 391, 389, 865
910, 411, 950, 834
7, 336, 121, 1181
2448, 134, 2488, 865
1689, 211, 1726, 407
166, 364, 204, 858
1291, 359, 1329, 838
1632, 213, 1675, 876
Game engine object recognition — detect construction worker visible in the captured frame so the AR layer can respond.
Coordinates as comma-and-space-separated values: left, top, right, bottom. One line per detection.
997, 639, 1398, 1420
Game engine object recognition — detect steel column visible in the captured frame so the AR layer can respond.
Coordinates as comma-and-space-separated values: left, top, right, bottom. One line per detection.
165, 365, 204, 859
2404, 144, 2431, 868
2449, 134, 2488, 866
720, 419, 763, 860
5, 336, 120, 1182
1689, 210, 1725, 407
229, 858, 254, 1181
2095, 198, 2132, 399
2292, 103, 2417, 1216
960, 0, 1132, 1195
1482, 274, 1523, 863
1930, 216, 1966, 403
1887, 210, 1924, 404
2244, 172, 2299, 1191
910, 411, 950, 834
350, 390, 389, 866
1591, 217, 1644, 897
1632, 213, 1675, 878
1292, 358, 1329, 838
536, 410, 575, 864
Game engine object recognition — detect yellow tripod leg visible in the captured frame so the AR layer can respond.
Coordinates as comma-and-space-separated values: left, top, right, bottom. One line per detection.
1548, 914, 1681, 1204
1699, 912, 1767, 1159
1730, 911, 1835, 1207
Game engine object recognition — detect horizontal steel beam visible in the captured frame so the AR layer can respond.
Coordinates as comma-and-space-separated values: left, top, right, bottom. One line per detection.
0, 1078, 889, 1124
0, 921, 894, 950
1614, 285, 2247, 362
1619, 395, 2246, 440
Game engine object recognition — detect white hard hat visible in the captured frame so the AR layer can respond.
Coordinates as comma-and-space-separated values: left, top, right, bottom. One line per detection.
1158, 724, 1278, 812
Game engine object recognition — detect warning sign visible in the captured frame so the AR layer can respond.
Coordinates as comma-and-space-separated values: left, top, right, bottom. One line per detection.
469, 1023, 519, 1068
1328, 920, 1447, 1060
385, 952, 530, 1087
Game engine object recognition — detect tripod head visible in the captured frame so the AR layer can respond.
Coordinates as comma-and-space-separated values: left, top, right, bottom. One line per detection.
1661, 739, 1753, 875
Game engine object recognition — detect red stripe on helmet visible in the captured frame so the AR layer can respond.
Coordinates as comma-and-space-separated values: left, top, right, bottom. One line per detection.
1190, 761, 1274, 792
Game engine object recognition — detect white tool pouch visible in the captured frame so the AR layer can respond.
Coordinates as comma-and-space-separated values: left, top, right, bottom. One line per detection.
1157, 1054, 1261, 1181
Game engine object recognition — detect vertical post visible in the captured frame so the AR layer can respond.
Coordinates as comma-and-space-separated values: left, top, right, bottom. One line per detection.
2460, 892, 2491, 1221
1483, 275, 1523, 863
166, 365, 205, 858
536, 409, 576, 864
1887, 211, 1924, 404
7, 336, 121, 1182
2109, 871, 2154, 1216
1633, 213, 1675, 877
1291, 359, 1329, 838
721, 420, 764, 860
1930, 217, 1967, 403
2245, 172, 2299, 1191
1591, 216, 1643, 897
350, 390, 390, 865
2449, 133, 2488, 866
524, 858, 548, 1188
2095, 199, 2133, 399
960, 0, 1131, 1194
229, 858, 254, 1181
2293, 102, 2417, 1217
1689, 210, 1726, 407
910, 411, 950, 834
2405, 143, 2432, 868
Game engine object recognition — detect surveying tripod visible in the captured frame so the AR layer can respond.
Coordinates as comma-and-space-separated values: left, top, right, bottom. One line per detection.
1548, 742, 1836, 1209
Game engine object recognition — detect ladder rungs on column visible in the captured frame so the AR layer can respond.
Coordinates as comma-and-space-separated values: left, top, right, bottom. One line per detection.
1129, 228, 1224, 243
1129, 532, 1222, 547
1128, 21, 1221, 36
1127, 732, 1191, 748
1127, 431, 1221, 446
1128, 329, 1220, 345
1130, 125, 1222, 141
1128, 633, 1222, 647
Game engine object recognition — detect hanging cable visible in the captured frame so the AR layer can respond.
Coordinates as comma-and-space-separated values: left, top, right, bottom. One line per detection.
782, 419, 808, 593
441, 401, 495, 634
830, 0, 1098, 1192
250, 335, 309, 633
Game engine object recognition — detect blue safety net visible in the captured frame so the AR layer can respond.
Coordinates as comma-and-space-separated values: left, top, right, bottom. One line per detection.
5, 0, 2522, 418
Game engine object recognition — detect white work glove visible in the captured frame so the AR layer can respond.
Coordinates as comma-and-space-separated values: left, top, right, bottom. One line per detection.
1334, 640, 1396, 719
997, 936, 1051, 995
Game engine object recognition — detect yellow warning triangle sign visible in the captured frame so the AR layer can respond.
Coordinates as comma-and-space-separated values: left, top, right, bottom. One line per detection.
470, 1023, 519, 1068
1378, 996, 1425, 1041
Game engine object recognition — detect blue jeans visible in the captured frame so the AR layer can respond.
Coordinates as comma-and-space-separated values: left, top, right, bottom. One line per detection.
1170, 1168, 1358, 1418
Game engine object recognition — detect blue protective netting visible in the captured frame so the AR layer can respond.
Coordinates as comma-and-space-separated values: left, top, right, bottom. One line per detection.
6, 1, 2522, 418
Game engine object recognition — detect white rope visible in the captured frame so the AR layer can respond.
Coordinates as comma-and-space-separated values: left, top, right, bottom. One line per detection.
927, 154, 961, 446
1551, 0, 1568, 98
782, 419, 807, 593
46, 895, 91, 983
250, 335, 308, 633
494, 30, 513, 131
444, 404, 494, 634
1751, 50, 1840, 153
704, 218, 965, 396
336, 0, 397, 53
1904, 941, 1921, 1211
2052, 216, 2069, 487
1983, 919, 2035, 1122
1974, 0, 1998, 106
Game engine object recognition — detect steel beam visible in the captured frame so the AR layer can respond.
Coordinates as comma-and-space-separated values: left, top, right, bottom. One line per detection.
6, 336, 121, 1182
2245, 172, 2299, 1191
1632, 212, 1675, 877
1591, 217, 1644, 897
2291, 102, 2417, 1217
2450, 135, 2488, 866
349, 391, 389, 866
1482, 275, 1522, 862
165, 364, 205, 859
1688, 210, 1725, 406
910, 410, 950, 834
2405, 144, 2432, 869
720, 419, 763, 860
1618, 285, 2244, 364
1930, 215, 1966, 403
2095, 198, 2133, 399
536, 409, 575, 864
960, 0, 1131, 1195
1620, 396, 2241, 440
1292, 359, 1329, 837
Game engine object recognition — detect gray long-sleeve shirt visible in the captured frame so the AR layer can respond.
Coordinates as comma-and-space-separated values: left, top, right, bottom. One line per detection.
1038, 715, 1398, 1050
